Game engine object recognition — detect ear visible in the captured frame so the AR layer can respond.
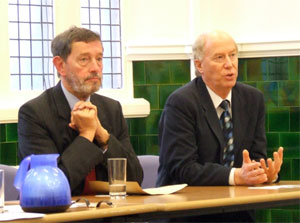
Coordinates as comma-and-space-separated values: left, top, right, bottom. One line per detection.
194, 59, 204, 75
53, 56, 66, 77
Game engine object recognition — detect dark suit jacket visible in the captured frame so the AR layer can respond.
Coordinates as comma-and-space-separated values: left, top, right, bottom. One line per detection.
157, 76, 267, 187
18, 82, 143, 195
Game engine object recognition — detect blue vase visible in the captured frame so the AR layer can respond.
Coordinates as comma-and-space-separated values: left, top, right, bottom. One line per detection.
14, 154, 71, 213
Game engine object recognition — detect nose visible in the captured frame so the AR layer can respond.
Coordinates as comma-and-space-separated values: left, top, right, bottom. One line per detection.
89, 58, 103, 73
224, 55, 233, 68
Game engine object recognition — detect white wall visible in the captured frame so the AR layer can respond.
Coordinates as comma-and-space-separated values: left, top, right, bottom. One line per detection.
123, 0, 300, 45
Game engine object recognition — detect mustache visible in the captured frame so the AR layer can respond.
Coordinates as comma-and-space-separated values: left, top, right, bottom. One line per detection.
85, 72, 101, 80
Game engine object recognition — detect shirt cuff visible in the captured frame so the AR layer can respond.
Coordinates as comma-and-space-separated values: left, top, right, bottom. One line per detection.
229, 168, 236, 185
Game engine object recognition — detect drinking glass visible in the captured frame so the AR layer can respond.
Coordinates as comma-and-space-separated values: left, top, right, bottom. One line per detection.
107, 158, 127, 199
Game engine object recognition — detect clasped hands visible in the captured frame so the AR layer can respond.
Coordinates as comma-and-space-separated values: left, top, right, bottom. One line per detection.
234, 147, 284, 185
69, 101, 110, 148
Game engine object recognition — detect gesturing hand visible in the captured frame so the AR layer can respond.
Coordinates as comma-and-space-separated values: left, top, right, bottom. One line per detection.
260, 147, 284, 183
234, 150, 267, 185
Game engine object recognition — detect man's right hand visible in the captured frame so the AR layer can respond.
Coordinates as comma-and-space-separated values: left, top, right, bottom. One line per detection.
234, 150, 267, 185
69, 102, 98, 142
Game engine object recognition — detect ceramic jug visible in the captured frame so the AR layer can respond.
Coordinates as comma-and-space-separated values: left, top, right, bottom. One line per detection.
14, 154, 71, 213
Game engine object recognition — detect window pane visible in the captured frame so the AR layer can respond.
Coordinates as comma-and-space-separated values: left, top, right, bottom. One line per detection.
9, 0, 54, 91
90, 8, 100, 24
81, 8, 89, 24
101, 9, 110, 24
103, 58, 112, 73
19, 23, 31, 39
32, 24, 42, 39
111, 0, 119, 8
111, 26, 120, 41
9, 40, 19, 56
10, 58, 19, 74
113, 74, 122, 89
101, 26, 111, 40
32, 58, 43, 74
90, 0, 99, 7
103, 42, 111, 57
10, 75, 20, 91
112, 58, 121, 73
32, 41, 43, 57
100, 0, 110, 8
102, 74, 112, 89
20, 58, 31, 74
8, 5, 18, 22
31, 6, 42, 22
111, 42, 120, 57
20, 40, 31, 57
20, 75, 32, 90
32, 75, 43, 90
19, 6, 30, 22
111, 10, 119, 25
9, 23, 19, 39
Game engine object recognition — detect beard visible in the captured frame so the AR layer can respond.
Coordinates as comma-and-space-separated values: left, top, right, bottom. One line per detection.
65, 72, 102, 99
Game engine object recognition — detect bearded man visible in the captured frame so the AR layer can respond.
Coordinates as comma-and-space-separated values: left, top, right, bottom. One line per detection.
18, 27, 143, 195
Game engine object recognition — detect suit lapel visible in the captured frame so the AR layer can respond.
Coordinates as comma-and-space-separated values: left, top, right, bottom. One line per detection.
197, 78, 224, 153
232, 85, 249, 158
52, 81, 72, 121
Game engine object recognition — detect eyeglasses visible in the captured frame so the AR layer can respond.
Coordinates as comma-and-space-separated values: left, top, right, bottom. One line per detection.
71, 198, 113, 208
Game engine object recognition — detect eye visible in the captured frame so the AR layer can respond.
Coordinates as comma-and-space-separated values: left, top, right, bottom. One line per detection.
214, 55, 225, 62
78, 57, 89, 65
97, 57, 103, 62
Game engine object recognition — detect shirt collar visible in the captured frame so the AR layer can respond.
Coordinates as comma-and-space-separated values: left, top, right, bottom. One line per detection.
206, 85, 232, 109
61, 82, 90, 110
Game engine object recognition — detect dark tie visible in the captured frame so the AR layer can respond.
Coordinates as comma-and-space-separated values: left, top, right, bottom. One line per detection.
219, 100, 234, 167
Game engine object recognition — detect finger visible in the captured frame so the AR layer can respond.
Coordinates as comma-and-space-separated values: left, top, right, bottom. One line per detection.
278, 147, 284, 161
73, 101, 85, 111
260, 159, 268, 172
243, 150, 251, 164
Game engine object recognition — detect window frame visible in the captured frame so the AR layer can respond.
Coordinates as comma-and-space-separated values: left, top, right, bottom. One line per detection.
0, 0, 149, 123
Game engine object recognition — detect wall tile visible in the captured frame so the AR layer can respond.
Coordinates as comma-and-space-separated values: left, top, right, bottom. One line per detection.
290, 107, 300, 132
170, 60, 190, 84
247, 58, 268, 81
6, 123, 18, 142
145, 110, 162, 135
266, 133, 279, 151
138, 135, 147, 155
130, 118, 147, 135
292, 159, 300, 180
278, 81, 300, 107
255, 209, 271, 223
268, 107, 290, 132
145, 61, 170, 84
268, 57, 289, 81
271, 209, 293, 222
280, 133, 300, 158
134, 85, 159, 109
133, 61, 146, 85
146, 136, 159, 155
0, 142, 17, 165
0, 124, 6, 142
288, 56, 300, 80
280, 158, 292, 180
238, 59, 247, 81
159, 85, 182, 109
257, 81, 278, 107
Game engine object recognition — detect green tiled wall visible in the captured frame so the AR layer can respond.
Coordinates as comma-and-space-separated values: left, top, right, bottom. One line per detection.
0, 56, 299, 222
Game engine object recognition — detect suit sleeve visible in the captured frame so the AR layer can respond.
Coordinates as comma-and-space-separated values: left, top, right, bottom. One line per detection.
158, 93, 231, 186
100, 101, 144, 185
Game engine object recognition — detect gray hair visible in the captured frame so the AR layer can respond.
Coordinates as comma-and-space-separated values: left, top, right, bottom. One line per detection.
51, 26, 102, 62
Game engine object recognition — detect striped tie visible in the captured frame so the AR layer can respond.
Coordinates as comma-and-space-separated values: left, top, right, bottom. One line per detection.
219, 100, 234, 167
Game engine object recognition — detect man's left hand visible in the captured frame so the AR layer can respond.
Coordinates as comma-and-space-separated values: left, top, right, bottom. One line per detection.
260, 147, 284, 183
